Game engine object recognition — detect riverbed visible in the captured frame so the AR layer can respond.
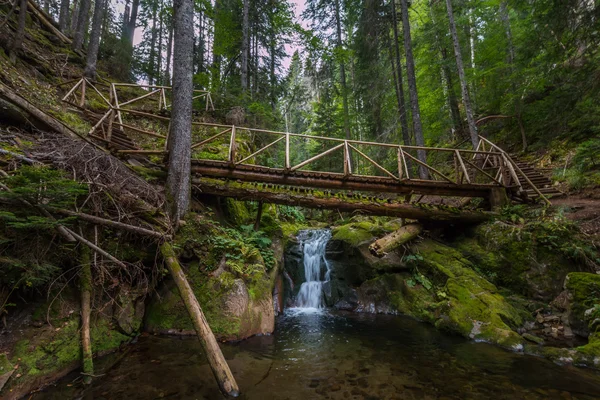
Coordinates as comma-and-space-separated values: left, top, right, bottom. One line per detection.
31, 309, 600, 399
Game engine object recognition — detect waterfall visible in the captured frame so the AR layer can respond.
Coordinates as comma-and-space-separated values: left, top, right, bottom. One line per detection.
295, 229, 331, 309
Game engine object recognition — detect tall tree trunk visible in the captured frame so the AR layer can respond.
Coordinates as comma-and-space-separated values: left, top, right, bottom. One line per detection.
70, 0, 79, 35
211, 0, 222, 87
72, 0, 91, 51
198, 12, 205, 75
9, 0, 28, 63
58, 0, 70, 32
166, 0, 194, 222
157, 11, 163, 84
400, 0, 428, 179
164, 20, 173, 85
83, 0, 105, 79
334, 0, 351, 141
428, 0, 463, 138
500, 1, 526, 151
125, 0, 139, 44
390, 0, 411, 153
121, 0, 130, 38
148, 4, 158, 85
445, 0, 479, 148
241, 0, 249, 91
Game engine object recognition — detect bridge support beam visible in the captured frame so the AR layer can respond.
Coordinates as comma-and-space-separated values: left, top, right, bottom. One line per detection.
489, 187, 509, 210
192, 179, 494, 223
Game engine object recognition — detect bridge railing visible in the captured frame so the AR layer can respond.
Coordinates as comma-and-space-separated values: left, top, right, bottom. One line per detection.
61, 79, 516, 189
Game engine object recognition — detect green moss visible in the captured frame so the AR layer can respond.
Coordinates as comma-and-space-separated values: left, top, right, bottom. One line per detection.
331, 223, 378, 246
225, 199, 251, 225
565, 272, 600, 331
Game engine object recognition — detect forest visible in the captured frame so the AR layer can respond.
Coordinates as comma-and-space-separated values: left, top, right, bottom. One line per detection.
1, 0, 600, 398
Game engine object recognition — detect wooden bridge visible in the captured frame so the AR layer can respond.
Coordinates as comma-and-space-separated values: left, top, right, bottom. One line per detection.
58, 78, 556, 220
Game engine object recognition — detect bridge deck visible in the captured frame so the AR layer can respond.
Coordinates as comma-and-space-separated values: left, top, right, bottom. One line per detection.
60, 78, 552, 212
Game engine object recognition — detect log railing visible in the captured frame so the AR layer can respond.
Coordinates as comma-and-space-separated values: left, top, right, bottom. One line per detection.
475, 135, 551, 205
61, 79, 524, 191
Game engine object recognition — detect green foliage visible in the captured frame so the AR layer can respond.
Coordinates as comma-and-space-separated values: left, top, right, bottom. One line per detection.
572, 139, 600, 172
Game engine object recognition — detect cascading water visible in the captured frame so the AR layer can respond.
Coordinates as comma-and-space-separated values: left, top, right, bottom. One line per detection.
294, 229, 331, 309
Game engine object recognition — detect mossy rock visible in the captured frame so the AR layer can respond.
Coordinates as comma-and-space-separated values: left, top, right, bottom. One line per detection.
225, 199, 251, 226
414, 240, 525, 348
565, 272, 600, 336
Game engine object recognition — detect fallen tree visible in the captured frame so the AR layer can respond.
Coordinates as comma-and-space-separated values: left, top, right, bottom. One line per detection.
369, 223, 423, 257
192, 178, 494, 223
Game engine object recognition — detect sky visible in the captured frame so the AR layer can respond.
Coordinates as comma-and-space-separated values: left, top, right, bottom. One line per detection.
127, 0, 309, 74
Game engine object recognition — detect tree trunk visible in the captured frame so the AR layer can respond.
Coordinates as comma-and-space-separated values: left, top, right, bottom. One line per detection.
164, 20, 173, 85
58, 0, 70, 32
198, 12, 205, 75
166, 0, 194, 223
70, 0, 79, 35
125, 0, 139, 45
160, 242, 240, 397
157, 8, 163, 84
445, 0, 479, 148
9, 0, 28, 63
241, 0, 249, 91
428, 0, 463, 138
334, 0, 351, 141
148, 4, 158, 85
84, 0, 105, 79
400, 0, 428, 179
369, 223, 422, 257
80, 244, 94, 385
389, 0, 412, 174
72, 0, 91, 51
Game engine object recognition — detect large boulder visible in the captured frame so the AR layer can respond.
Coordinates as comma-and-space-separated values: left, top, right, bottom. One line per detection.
564, 272, 600, 337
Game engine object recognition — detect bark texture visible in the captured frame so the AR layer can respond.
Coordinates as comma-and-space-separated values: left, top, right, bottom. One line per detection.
10, 0, 28, 63
72, 0, 91, 51
369, 223, 422, 257
80, 245, 93, 385
84, 0, 105, 79
58, 0, 70, 32
390, 0, 411, 151
446, 0, 479, 148
241, 0, 249, 91
400, 0, 428, 179
160, 242, 240, 397
166, 0, 194, 222
334, 0, 351, 141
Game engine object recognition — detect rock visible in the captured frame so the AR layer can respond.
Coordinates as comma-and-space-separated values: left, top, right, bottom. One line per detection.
114, 285, 145, 336
522, 333, 545, 345
564, 272, 600, 337
0, 353, 14, 392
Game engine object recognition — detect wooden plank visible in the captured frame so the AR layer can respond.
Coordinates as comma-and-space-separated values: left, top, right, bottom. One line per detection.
236, 136, 285, 165
62, 78, 83, 102
348, 144, 398, 180
84, 78, 111, 107
455, 150, 471, 184
228, 126, 237, 165
403, 152, 455, 184
285, 133, 290, 170
463, 158, 505, 185
191, 127, 232, 150
120, 89, 161, 107
344, 141, 352, 177
114, 122, 166, 139
87, 110, 112, 136
290, 143, 344, 172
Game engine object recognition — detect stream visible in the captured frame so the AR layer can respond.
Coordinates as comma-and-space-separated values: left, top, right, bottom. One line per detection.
30, 229, 600, 399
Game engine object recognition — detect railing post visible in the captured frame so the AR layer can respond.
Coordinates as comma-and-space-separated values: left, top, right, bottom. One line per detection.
106, 109, 114, 144
158, 89, 163, 111
399, 147, 410, 180
79, 78, 86, 108
344, 141, 352, 177
397, 147, 403, 179
228, 125, 237, 167
285, 133, 290, 171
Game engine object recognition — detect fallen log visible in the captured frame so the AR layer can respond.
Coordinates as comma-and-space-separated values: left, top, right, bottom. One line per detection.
48, 207, 170, 239
369, 223, 423, 257
192, 179, 494, 223
79, 243, 93, 385
160, 242, 240, 397
26, 0, 72, 44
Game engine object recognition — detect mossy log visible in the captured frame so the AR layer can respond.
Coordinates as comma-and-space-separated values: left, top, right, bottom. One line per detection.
159, 242, 240, 397
79, 245, 93, 384
193, 179, 493, 223
369, 223, 423, 257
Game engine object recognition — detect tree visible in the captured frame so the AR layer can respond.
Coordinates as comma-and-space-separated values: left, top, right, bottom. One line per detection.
84, 0, 106, 79
389, 0, 411, 149
166, 0, 194, 222
400, 0, 428, 178
9, 0, 28, 63
72, 0, 91, 52
241, 0, 250, 91
58, 0, 70, 32
445, 0, 479, 148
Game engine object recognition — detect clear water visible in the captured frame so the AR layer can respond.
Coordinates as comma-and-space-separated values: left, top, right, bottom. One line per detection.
31, 311, 600, 400
293, 229, 331, 310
